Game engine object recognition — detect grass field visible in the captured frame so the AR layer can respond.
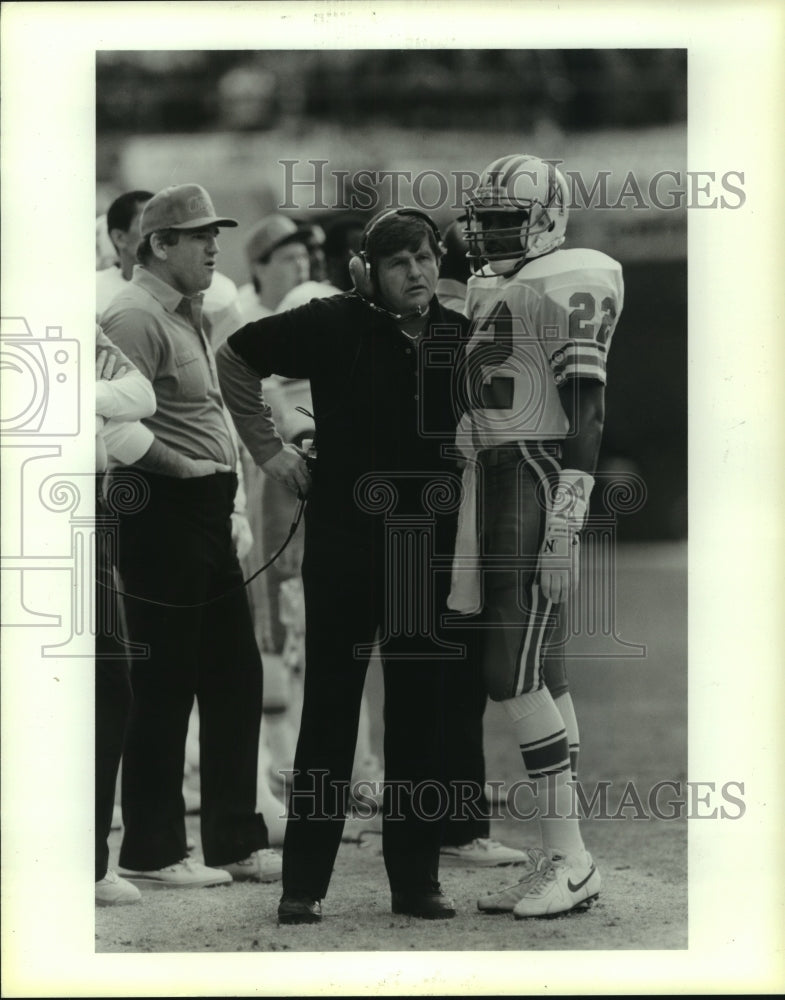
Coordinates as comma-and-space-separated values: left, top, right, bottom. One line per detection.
96, 540, 687, 955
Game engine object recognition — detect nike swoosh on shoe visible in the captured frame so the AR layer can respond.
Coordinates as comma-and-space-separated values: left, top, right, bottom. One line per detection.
567, 864, 596, 893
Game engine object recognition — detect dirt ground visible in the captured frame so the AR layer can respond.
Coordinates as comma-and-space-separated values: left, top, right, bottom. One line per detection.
96, 543, 688, 958
96, 812, 686, 954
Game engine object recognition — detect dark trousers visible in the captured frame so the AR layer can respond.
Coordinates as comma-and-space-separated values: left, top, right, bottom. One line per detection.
440, 655, 490, 846
95, 486, 132, 881
282, 521, 482, 900
115, 470, 267, 870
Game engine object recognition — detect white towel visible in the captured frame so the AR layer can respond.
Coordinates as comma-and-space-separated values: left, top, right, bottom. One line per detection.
447, 460, 482, 614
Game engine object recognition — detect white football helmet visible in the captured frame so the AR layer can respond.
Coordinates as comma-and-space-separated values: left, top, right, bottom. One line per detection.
465, 154, 569, 274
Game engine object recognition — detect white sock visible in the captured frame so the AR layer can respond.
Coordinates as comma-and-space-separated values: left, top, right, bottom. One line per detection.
554, 691, 580, 782
503, 688, 585, 863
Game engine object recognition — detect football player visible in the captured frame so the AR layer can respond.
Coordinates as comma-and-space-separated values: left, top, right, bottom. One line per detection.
449, 153, 624, 918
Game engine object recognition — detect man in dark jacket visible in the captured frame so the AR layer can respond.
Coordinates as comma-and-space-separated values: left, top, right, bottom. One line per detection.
217, 209, 496, 924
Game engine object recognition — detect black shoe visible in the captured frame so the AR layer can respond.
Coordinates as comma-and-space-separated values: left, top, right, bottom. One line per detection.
391, 890, 456, 920
277, 894, 322, 925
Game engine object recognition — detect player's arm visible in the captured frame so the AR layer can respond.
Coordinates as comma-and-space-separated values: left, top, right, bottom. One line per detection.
558, 377, 605, 476
538, 272, 621, 603
538, 378, 605, 600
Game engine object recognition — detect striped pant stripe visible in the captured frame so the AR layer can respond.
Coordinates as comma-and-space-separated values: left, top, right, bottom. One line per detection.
515, 578, 552, 696
513, 442, 562, 697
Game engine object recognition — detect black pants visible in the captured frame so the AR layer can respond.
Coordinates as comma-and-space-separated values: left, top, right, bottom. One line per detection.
282, 519, 483, 900
440, 654, 490, 846
114, 470, 267, 870
95, 484, 133, 881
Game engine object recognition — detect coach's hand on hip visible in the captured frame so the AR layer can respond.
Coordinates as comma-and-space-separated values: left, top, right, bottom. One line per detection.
183, 458, 233, 478
262, 443, 311, 497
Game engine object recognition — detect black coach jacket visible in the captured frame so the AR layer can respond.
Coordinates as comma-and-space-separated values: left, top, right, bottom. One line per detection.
216, 292, 470, 547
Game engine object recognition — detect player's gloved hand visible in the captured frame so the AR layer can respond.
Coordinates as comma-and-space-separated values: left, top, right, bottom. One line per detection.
537, 469, 594, 603
538, 515, 577, 604
230, 511, 254, 560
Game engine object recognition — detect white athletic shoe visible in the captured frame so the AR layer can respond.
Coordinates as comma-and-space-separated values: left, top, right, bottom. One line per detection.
216, 848, 282, 883
440, 837, 530, 868
119, 856, 232, 889
95, 870, 142, 907
476, 848, 552, 912
512, 851, 601, 918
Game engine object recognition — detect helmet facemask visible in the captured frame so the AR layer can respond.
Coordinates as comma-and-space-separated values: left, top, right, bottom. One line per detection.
464, 155, 569, 276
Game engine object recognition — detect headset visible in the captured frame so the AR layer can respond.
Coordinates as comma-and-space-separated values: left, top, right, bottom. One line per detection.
348, 207, 444, 304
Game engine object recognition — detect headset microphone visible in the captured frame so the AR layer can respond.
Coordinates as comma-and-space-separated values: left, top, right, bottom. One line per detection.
365, 300, 428, 324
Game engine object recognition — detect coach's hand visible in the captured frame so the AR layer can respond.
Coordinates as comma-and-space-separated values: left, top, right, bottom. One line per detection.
538, 515, 579, 604
262, 443, 311, 497
182, 458, 233, 478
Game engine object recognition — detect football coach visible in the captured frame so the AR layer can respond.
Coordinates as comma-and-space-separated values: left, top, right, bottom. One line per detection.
217, 208, 486, 924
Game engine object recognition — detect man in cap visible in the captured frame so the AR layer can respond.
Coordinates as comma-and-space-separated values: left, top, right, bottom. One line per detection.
236, 214, 310, 322
97, 188, 245, 349
101, 183, 281, 889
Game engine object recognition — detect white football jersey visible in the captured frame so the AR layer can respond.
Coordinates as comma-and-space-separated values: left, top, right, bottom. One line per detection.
456, 248, 623, 453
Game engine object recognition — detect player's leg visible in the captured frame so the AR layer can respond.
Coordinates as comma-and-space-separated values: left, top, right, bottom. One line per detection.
543, 607, 581, 782
476, 448, 598, 916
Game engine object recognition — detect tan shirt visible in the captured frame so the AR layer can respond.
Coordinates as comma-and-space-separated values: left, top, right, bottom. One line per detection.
101, 266, 236, 466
